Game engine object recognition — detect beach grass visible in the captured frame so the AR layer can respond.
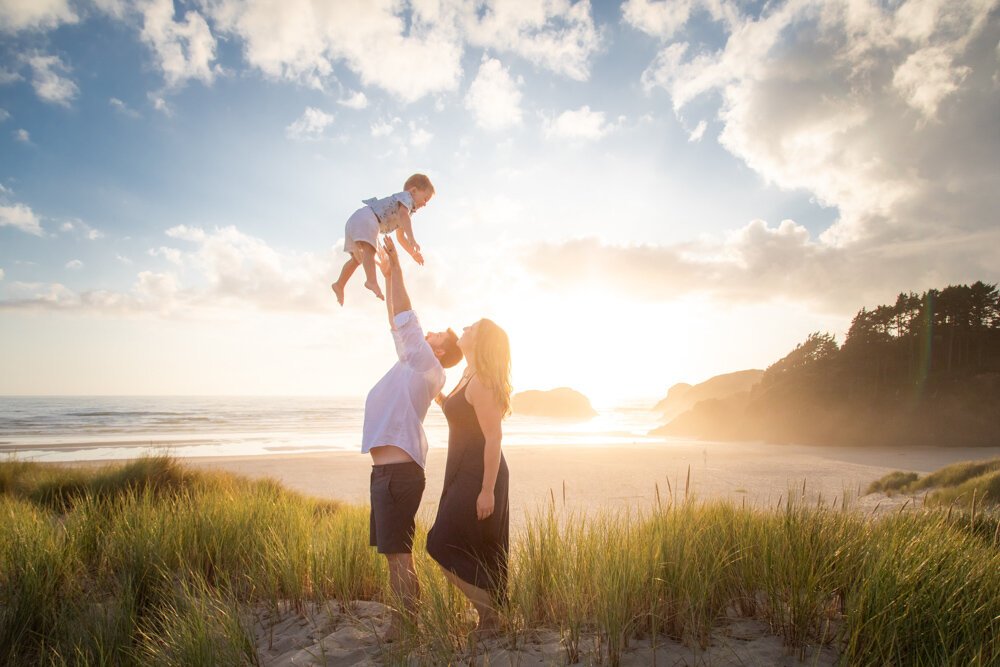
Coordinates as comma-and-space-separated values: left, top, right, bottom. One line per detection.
2, 455, 999, 666
867, 457, 1000, 509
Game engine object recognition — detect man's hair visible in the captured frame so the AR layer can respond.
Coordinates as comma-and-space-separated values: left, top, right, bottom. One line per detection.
438, 328, 463, 369
404, 173, 434, 194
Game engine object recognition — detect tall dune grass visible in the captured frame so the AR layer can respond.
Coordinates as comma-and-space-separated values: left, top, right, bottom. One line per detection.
2, 455, 999, 665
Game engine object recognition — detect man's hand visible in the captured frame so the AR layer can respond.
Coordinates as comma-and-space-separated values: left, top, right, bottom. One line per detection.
382, 236, 401, 269
376, 243, 392, 278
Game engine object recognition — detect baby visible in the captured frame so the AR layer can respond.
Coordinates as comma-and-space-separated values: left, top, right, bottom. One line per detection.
331, 173, 433, 305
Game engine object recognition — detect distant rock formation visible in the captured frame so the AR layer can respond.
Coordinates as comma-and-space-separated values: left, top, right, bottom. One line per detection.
653, 369, 763, 420
512, 387, 598, 419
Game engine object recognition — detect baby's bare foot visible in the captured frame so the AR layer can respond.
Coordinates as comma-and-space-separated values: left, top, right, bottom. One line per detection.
331, 282, 345, 306
364, 280, 384, 300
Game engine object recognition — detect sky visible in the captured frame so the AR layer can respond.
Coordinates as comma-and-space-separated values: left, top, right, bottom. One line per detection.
1, 0, 998, 403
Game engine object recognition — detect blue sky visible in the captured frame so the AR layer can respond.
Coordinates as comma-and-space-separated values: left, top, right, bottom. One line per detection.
1, 0, 998, 401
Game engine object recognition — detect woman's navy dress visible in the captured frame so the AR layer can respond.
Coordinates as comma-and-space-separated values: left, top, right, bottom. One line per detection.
426, 383, 509, 596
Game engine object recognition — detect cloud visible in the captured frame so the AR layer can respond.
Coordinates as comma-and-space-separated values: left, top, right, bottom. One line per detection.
0, 108, 9, 121
0, 0, 77, 33
543, 105, 615, 140
139, 0, 218, 87
2, 224, 343, 315
631, 0, 1000, 282
0, 202, 43, 235
337, 90, 368, 109
116, 254, 132, 265
199, 0, 600, 102
24, 52, 79, 106
109, 97, 141, 117
60, 219, 103, 239
465, 56, 523, 131
149, 246, 182, 264
461, 0, 603, 81
0, 268, 4, 279
285, 106, 335, 141
519, 219, 999, 313
409, 122, 432, 148
65, 259, 83, 269
370, 116, 400, 137
688, 119, 706, 142
203, 0, 463, 102
14, 128, 30, 143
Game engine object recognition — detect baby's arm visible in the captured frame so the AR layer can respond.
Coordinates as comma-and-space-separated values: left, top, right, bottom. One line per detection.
394, 207, 424, 265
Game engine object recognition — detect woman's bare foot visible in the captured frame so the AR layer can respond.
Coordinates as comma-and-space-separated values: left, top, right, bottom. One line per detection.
364, 279, 385, 300
331, 282, 345, 306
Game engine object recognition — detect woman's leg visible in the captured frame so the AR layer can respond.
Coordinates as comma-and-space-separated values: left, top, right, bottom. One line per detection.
438, 565, 500, 633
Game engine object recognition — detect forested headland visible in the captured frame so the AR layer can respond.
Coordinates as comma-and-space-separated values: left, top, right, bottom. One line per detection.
656, 281, 1000, 446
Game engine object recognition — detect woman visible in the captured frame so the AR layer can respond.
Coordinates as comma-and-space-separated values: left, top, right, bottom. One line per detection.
426, 318, 511, 635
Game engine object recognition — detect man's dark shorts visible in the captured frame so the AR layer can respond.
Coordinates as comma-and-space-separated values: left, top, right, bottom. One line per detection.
369, 461, 425, 554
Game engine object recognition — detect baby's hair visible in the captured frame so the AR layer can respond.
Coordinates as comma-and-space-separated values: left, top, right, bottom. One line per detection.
404, 173, 434, 194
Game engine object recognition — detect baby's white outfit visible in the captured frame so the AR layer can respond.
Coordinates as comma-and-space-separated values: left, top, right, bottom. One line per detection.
344, 191, 415, 258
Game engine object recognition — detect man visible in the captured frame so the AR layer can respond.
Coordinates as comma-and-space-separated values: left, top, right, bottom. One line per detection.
362, 236, 462, 639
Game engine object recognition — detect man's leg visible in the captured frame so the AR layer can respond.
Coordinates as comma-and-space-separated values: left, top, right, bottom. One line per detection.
385, 552, 420, 639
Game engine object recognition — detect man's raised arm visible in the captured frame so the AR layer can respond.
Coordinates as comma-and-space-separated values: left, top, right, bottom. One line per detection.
382, 237, 412, 319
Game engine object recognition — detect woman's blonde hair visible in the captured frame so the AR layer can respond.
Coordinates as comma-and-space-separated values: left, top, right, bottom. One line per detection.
471, 318, 512, 418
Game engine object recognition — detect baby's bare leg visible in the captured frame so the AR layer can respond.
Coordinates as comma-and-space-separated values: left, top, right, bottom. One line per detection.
359, 243, 384, 300
331, 255, 360, 306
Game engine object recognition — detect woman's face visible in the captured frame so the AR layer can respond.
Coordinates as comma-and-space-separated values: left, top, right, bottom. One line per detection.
457, 321, 480, 354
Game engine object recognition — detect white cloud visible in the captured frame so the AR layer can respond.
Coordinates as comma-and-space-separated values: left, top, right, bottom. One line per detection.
204, 0, 463, 102
65, 259, 83, 270
60, 219, 103, 239
0, 68, 23, 84
465, 56, 523, 131
0, 0, 77, 33
892, 47, 971, 119
409, 122, 433, 148
0, 268, 4, 279
24, 53, 78, 106
370, 117, 400, 137
109, 97, 141, 117
543, 105, 613, 140
688, 119, 706, 142
285, 106, 335, 141
116, 254, 133, 265
149, 246, 182, 264
148, 93, 173, 115
461, 0, 603, 81
1, 225, 345, 315
0, 108, 9, 121
622, 0, 697, 40
139, 0, 218, 87
0, 202, 43, 235
634, 0, 1000, 265
337, 90, 368, 109
14, 128, 30, 143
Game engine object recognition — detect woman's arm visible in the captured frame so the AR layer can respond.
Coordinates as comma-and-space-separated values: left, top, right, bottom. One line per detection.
468, 377, 503, 520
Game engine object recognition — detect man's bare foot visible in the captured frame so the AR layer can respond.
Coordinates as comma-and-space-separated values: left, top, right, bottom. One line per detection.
331, 282, 345, 306
364, 280, 385, 300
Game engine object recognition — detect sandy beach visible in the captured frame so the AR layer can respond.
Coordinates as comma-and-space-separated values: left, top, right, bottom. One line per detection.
183, 439, 1000, 529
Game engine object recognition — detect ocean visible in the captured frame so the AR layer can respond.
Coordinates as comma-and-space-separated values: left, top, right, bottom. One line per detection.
0, 396, 667, 463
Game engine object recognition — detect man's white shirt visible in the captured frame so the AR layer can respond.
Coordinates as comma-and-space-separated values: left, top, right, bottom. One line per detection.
361, 310, 446, 468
